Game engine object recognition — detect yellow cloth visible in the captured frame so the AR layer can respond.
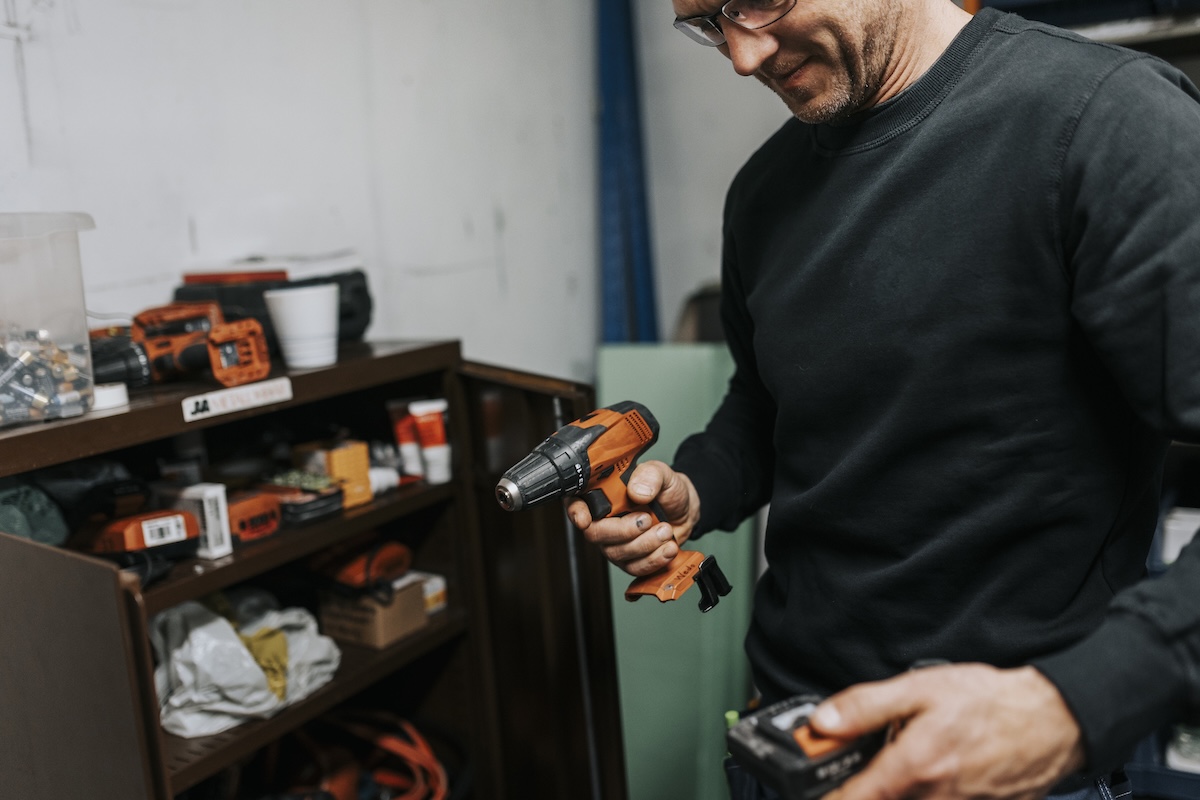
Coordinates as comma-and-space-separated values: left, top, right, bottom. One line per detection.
239, 627, 289, 701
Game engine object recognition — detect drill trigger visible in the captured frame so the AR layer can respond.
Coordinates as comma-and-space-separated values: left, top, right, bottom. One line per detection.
585, 489, 613, 520
696, 555, 732, 613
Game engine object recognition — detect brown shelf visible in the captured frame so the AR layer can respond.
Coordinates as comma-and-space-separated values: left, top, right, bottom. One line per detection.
0, 340, 460, 479
0, 341, 628, 800
142, 482, 455, 615
165, 609, 468, 793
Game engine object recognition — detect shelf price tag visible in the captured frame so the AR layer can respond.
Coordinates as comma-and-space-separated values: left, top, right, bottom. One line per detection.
181, 377, 294, 423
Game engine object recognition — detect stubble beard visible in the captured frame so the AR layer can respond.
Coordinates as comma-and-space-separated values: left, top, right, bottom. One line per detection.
763, 12, 897, 125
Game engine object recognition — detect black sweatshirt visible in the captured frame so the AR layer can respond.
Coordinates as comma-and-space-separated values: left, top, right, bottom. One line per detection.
673, 8, 1200, 774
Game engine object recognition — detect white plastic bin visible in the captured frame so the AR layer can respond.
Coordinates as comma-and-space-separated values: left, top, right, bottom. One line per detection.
0, 213, 96, 427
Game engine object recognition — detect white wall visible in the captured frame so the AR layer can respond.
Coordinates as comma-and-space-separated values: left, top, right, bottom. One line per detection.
0, 0, 597, 381
632, 0, 790, 340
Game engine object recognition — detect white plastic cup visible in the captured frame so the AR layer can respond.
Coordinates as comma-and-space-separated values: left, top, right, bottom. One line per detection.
262, 282, 339, 369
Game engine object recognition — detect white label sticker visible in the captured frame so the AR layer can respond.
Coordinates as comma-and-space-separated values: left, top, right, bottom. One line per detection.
141, 514, 189, 547
182, 377, 293, 423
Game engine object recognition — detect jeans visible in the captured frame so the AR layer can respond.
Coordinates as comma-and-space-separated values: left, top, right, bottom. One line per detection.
724, 758, 1134, 800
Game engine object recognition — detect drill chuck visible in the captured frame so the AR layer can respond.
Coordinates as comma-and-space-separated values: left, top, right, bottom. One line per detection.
495, 477, 524, 511
90, 336, 152, 389
495, 437, 589, 512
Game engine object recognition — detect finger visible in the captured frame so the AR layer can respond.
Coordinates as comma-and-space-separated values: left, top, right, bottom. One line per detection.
579, 513, 657, 547
617, 531, 681, 576
566, 498, 593, 529
656, 463, 690, 506
811, 672, 930, 739
601, 521, 679, 567
626, 461, 668, 503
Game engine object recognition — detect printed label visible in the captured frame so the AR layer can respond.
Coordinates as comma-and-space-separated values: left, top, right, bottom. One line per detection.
182, 377, 293, 423
142, 514, 189, 547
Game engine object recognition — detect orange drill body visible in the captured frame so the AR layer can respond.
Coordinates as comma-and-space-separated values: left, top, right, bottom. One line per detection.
95, 301, 272, 388
496, 401, 731, 612
569, 404, 662, 522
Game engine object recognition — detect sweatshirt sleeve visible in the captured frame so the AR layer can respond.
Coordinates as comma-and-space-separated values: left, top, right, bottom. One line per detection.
672, 179, 777, 536
1031, 56, 1200, 772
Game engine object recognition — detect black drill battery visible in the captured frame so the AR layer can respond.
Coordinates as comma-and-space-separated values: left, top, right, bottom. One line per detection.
726, 694, 887, 800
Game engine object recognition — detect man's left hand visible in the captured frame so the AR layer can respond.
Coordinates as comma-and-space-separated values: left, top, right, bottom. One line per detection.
813, 663, 1085, 800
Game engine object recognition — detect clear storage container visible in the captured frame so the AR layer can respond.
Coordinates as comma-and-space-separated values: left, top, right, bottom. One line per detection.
0, 213, 95, 428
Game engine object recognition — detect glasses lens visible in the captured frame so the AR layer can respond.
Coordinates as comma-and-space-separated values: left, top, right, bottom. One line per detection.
674, 17, 725, 46
723, 0, 795, 30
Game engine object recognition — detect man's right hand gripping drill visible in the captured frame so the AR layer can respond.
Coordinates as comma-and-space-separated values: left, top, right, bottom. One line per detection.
568, 460, 703, 581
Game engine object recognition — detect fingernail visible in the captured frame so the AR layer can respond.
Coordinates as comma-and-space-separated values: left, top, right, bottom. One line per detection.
813, 704, 841, 730
636, 515, 648, 531
630, 481, 651, 496
663, 542, 678, 558
656, 526, 672, 542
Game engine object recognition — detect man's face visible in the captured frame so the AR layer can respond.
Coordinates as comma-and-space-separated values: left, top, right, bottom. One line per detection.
674, 0, 901, 124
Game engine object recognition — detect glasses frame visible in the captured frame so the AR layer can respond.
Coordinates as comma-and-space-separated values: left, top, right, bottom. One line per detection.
673, 0, 798, 47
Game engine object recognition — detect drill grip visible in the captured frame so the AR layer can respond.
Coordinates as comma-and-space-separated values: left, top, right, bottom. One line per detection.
583, 486, 665, 526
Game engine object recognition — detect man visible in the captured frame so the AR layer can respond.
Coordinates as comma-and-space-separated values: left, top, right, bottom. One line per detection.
568, 0, 1200, 798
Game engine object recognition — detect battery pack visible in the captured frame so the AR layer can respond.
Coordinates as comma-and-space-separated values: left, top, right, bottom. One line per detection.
726, 694, 886, 800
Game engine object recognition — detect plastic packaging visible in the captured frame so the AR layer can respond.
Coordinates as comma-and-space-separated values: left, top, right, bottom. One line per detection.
150, 597, 341, 738
386, 399, 426, 478
409, 398, 452, 484
0, 213, 96, 428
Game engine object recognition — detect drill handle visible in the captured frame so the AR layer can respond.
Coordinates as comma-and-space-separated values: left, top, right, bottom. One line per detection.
583, 481, 733, 613
583, 487, 666, 527
625, 552, 732, 612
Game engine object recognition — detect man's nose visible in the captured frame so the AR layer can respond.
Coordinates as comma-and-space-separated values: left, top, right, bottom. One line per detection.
720, 24, 779, 76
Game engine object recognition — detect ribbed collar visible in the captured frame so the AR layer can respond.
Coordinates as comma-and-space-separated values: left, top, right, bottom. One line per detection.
812, 7, 999, 153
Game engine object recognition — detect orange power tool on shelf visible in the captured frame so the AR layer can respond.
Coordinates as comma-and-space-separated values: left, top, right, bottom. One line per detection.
132, 301, 271, 387
495, 401, 731, 612
92, 301, 271, 389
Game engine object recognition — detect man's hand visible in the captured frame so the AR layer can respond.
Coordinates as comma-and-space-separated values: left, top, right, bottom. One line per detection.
814, 663, 1085, 800
567, 460, 700, 577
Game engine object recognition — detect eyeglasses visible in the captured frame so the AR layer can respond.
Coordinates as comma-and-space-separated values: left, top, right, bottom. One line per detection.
673, 0, 798, 47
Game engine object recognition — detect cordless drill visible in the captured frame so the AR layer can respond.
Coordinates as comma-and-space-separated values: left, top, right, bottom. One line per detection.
495, 400, 732, 612
92, 301, 271, 389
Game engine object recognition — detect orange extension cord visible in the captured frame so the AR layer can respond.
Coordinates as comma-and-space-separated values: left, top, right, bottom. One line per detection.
332, 716, 448, 800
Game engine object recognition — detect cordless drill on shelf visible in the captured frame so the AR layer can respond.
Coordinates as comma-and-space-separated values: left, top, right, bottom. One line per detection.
91, 301, 271, 389
495, 400, 732, 612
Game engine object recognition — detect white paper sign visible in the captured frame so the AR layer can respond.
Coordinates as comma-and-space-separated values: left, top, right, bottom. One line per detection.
182, 377, 294, 423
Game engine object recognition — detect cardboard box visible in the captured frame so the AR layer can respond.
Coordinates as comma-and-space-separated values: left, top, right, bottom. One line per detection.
409, 570, 447, 614
319, 575, 427, 649
294, 439, 374, 509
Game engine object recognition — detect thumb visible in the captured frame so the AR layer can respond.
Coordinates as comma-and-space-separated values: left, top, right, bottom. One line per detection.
811, 675, 923, 739
626, 461, 668, 503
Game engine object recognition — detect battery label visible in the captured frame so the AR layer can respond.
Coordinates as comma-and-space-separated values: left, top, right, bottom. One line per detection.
141, 514, 189, 547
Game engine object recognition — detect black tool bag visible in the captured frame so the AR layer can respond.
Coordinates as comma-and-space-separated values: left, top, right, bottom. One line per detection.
174, 270, 374, 354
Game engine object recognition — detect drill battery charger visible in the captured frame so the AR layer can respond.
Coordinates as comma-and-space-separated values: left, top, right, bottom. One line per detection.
727, 694, 887, 800
495, 400, 732, 612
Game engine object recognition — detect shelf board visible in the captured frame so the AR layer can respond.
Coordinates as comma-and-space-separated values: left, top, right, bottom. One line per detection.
164, 609, 468, 793
0, 340, 460, 479
142, 481, 455, 615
